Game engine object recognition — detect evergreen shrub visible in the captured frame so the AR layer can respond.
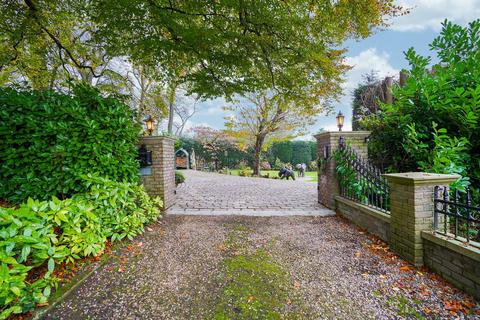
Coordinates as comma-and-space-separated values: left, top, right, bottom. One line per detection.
0, 85, 142, 202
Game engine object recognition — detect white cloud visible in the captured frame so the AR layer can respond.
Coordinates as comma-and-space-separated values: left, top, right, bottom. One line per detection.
316, 48, 398, 132
344, 48, 399, 91
391, 0, 480, 32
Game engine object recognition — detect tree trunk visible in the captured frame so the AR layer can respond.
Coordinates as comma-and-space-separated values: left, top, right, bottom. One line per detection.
252, 134, 265, 176
399, 71, 408, 87
167, 101, 174, 134
385, 76, 393, 105
167, 82, 177, 134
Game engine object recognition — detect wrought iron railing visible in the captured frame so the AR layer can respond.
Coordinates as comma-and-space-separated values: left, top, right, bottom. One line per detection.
434, 186, 480, 247
337, 137, 390, 213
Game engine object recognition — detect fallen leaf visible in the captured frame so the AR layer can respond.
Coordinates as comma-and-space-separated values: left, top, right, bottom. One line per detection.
399, 265, 415, 271
354, 252, 362, 258
443, 300, 472, 315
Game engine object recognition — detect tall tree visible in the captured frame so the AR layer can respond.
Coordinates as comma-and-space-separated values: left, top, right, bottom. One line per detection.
224, 92, 320, 175
1, 1, 405, 98
352, 71, 397, 130
0, 0, 126, 91
173, 95, 198, 136
126, 64, 167, 122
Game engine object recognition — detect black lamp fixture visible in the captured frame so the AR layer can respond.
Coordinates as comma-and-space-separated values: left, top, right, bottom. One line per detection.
336, 111, 345, 132
145, 116, 154, 136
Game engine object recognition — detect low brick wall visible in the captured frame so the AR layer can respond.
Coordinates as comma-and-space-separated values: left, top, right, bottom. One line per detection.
422, 232, 480, 299
335, 196, 390, 242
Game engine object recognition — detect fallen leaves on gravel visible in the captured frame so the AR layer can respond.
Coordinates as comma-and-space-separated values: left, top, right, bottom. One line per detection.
444, 300, 476, 316
399, 265, 415, 271
356, 231, 480, 317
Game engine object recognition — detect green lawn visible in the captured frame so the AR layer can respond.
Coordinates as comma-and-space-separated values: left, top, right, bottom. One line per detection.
228, 169, 318, 182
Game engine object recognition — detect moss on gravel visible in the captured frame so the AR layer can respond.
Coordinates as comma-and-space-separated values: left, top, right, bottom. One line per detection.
210, 224, 304, 320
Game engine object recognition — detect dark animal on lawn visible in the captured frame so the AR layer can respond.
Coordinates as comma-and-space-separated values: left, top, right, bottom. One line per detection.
278, 167, 295, 180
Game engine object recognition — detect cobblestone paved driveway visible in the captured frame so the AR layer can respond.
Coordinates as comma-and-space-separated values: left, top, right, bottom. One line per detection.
168, 170, 333, 216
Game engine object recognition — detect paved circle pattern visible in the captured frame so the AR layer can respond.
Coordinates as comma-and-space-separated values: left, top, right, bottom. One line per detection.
168, 170, 334, 216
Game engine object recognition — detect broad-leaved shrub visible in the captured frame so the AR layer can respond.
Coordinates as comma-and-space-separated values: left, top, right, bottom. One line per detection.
0, 85, 142, 202
0, 177, 162, 319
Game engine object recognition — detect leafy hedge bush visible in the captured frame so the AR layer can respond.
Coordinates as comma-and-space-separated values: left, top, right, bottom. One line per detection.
175, 171, 185, 186
0, 85, 142, 203
0, 175, 162, 319
362, 19, 480, 192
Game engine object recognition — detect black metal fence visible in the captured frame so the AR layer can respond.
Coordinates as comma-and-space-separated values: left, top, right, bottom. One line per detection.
337, 137, 390, 213
434, 186, 480, 247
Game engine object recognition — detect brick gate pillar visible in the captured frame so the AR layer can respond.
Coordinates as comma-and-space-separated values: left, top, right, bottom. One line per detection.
314, 131, 370, 209
383, 173, 459, 266
138, 136, 176, 209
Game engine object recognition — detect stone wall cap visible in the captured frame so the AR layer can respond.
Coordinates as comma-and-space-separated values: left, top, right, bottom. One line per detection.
314, 131, 371, 140
421, 231, 480, 263
139, 135, 176, 142
383, 172, 460, 185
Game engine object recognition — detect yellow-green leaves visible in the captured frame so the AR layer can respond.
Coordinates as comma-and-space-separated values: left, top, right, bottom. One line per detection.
0, 177, 162, 318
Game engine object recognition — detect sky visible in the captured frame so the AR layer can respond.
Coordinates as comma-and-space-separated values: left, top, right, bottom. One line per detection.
181, 0, 480, 137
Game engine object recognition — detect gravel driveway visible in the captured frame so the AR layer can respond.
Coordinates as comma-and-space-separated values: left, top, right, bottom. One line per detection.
44, 215, 479, 319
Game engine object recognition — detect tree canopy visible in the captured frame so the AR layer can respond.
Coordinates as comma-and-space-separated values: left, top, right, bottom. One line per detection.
1, 0, 404, 99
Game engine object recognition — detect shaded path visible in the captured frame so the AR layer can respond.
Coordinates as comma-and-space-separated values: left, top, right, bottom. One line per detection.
45, 215, 479, 319
168, 170, 332, 216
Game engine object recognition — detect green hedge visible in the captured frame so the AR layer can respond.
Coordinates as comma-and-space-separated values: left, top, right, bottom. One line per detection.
0, 175, 162, 319
0, 85, 142, 202
175, 171, 185, 186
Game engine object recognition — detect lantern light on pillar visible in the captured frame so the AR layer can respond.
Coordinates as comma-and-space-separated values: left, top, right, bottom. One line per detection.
145, 116, 154, 136
336, 111, 345, 132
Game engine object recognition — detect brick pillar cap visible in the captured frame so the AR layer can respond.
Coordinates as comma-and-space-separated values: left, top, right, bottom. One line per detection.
139, 135, 176, 143
383, 172, 460, 186
314, 131, 371, 140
